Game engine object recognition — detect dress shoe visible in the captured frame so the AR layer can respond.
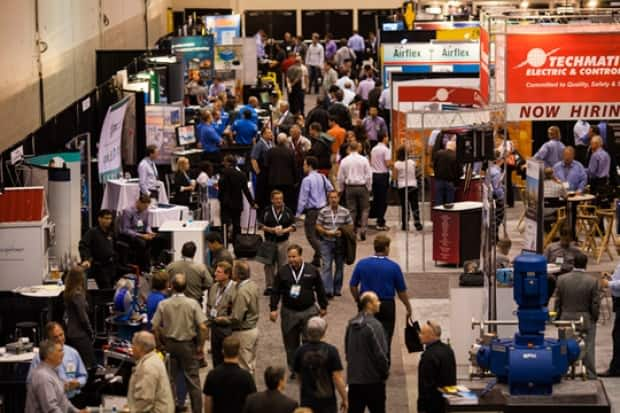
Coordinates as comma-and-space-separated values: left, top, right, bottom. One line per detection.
360, 232, 366, 241
263, 287, 273, 296
415, 223, 423, 231
289, 372, 297, 380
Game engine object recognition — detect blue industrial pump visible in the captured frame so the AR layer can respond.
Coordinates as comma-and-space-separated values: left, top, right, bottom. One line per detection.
475, 253, 582, 395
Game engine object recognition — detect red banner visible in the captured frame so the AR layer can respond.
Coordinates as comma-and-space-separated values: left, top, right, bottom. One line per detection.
506, 32, 620, 120
398, 86, 483, 106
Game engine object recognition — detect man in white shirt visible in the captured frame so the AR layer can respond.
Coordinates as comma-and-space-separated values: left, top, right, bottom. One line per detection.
370, 134, 392, 231
138, 144, 160, 197
337, 142, 373, 240
342, 82, 356, 106
305, 33, 324, 95
336, 75, 354, 92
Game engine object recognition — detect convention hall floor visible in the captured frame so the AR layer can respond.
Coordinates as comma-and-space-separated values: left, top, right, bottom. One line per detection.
197, 202, 620, 412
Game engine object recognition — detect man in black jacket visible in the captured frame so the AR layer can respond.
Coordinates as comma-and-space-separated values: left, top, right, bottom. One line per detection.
265, 133, 297, 208
327, 88, 353, 131
433, 140, 461, 205
79, 209, 117, 289
345, 291, 390, 413
218, 155, 257, 244
305, 97, 329, 132
418, 321, 457, 413
270, 244, 328, 378
243, 366, 298, 413
307, 122, 332, 175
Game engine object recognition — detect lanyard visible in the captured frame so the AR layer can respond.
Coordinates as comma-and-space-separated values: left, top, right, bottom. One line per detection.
290, 263, 305, 284
215, 280, 233, 307
330, 208, 338, 228
272, 206, 283, 225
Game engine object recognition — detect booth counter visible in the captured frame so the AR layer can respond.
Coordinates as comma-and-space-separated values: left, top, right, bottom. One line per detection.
432, 201, 482, 266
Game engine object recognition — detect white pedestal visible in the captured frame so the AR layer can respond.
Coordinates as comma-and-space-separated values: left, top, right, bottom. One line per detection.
449, 287, 517, 368
159, 220, 209, 264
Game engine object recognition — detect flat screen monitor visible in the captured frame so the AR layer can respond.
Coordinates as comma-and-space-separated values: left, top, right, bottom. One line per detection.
259, 91, 271, 104
176, 125, 197, 146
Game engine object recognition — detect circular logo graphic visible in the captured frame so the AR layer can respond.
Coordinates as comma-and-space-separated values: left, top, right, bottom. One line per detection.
526, 48, 548, 67
435, 88, 450, 101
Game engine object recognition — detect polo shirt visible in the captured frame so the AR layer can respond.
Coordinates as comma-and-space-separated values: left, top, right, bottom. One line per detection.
203, 362, 256, 413
232, 119, 258, 145
350, 256, 407, 300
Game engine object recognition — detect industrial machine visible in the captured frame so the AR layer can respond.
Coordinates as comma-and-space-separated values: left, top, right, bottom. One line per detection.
471, 253, 584, 395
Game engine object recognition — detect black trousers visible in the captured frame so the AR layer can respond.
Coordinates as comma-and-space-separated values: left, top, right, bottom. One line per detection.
348, 383, 386, 413
375, 299, 395, 354
210, 325, 231, 367
91, 263, 117, 290
289, 83, 305, 115
308, 65, 321, 94
255, 172, 270, 210
67, 335, 96, 369
371, 173, 389, 226
610, 298, 620, 374
222, 208, 242, 244
120, 234, 152, 272
398, 187, 421, 230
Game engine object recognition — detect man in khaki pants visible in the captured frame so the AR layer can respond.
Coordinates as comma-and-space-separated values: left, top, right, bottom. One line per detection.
230, 261, 260, 375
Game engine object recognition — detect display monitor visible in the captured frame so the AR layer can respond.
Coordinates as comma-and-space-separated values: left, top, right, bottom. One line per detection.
176, 125, 197, 146
259, 91, 271, 104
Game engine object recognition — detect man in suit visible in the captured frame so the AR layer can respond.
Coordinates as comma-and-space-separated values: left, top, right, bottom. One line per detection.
242, 366, 297, 413
218, 155, 257, 244
275, 101, 296, 136
555, 252, 600, 379
417, 321, 456, 413
265, 133, 297, 208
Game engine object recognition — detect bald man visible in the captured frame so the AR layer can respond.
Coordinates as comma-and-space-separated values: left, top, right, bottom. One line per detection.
417, 321, 456, 413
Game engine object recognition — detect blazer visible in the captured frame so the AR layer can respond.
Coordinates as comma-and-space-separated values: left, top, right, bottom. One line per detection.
172, 171, 192, 206
339, 224, 356, 265
243, 390, 298, 413
555, 270, 600, 330
218, 166, 255, 211
265, 146, 297, 187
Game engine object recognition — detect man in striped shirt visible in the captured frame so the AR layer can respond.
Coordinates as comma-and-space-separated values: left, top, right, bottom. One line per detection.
316, 191, 352, 297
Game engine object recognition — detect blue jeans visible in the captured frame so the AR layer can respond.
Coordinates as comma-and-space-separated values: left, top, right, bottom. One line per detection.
320, 239, 344, 295
434, 179, 456, 205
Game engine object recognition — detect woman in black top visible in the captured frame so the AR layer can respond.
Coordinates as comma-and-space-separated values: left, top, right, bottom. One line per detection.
63, 266, 96, 369
172, 156, 196, 207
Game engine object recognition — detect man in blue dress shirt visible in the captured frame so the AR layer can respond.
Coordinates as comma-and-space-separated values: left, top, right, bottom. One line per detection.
349, 235, 412, 354
534, 126, 566, 168
553, 147, 587, 193
28, 322, 88, 406
588, 135, 612, 210
137, 145, 160, 197
297, 156, 334, 267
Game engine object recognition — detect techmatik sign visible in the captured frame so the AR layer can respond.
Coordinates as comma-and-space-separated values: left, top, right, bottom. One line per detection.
505, 32, 620, 121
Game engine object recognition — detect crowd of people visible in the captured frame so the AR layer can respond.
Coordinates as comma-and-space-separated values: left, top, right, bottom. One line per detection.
23, 26, 620, 413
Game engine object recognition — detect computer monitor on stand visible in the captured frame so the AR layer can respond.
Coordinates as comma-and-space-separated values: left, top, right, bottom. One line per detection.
176, 125, 197, 150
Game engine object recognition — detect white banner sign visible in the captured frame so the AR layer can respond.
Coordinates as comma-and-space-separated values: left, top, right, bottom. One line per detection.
506, 102, 620, 121
382, 41, 480, 65
98, 97, 130, 183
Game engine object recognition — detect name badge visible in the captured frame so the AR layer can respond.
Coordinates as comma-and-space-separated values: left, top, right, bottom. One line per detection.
210, 308, 218, 318
289, 285, 301, 299
555, 257, 564, 265
66, 362, 76, 376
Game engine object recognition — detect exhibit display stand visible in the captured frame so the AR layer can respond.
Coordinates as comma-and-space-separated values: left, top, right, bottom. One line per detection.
159, 220, 209, 264
0, 187, 52, 290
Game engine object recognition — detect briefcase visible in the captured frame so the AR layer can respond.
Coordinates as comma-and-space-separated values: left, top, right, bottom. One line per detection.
405, 318, 423, 353
255, 240, 278, 265
234, 213, 263, 258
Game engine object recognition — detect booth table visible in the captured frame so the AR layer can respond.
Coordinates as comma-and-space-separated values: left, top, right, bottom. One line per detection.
159, 220, 209, 264
13, 284, 64, 322
101, 179, 168, 213
148, 205, 189, 228
432, 202, 482, 266
0, 348, 36, 413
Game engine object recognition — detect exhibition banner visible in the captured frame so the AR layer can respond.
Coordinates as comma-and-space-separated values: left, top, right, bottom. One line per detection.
523, 159, 544, 253
205, 15, 241, 45
98, 97, 129, 183
382, 42, 480, 65
398, 85, 482, 106
171, 35, 215, 80
506, 32, 620, 120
